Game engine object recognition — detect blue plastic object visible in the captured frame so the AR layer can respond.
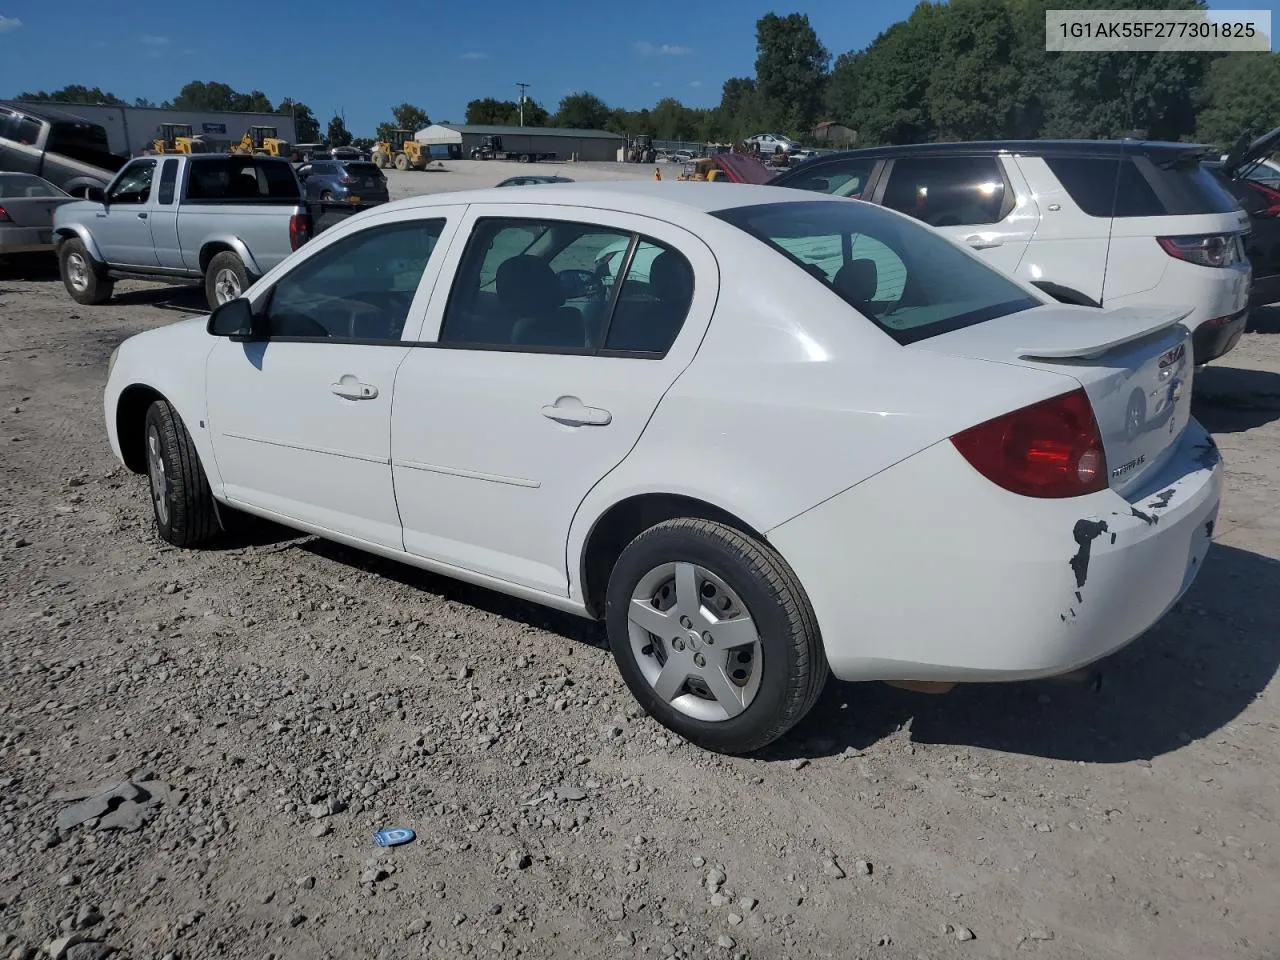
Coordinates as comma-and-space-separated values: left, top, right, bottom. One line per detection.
374, 827, 415, 847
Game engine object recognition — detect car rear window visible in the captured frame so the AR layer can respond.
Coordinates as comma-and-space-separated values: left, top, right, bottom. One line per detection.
712, 199, 1042, 345
1044, 154, 1239, 219
0, 173, 66, 198
185, 158, 301, 202
343, 162, 384, 178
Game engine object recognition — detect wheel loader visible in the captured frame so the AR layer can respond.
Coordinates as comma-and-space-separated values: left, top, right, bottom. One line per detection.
230, 125, 290, 157
147, 123, 207, 155
372, 130, 428, 170
629, 135, 656, 163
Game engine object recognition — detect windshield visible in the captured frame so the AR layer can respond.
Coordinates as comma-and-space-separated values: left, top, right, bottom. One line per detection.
0, 174, 68, 198
711, 199, 1043, 345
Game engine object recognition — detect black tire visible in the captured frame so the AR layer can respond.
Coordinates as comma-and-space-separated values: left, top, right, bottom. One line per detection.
605, 518, 828, 755
143, 399, 220, 548
58, 238, 113, 305
320, 189, 334, 201
204, 251, 250, 311
519, 154, 531, 164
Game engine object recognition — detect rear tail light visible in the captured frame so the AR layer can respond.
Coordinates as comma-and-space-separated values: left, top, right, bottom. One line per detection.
1157, 233, 1243, 268
339, 175, 359, 184
950, 388, 1108, 498
289, 213, 312, 251
1243, 179, 1280, 216
0, 206, 9, 222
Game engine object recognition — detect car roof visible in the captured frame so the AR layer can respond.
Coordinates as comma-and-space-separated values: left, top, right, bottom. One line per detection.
375, 180, 842, 218
0, 100, 96, 125
782, 138, 1215, 169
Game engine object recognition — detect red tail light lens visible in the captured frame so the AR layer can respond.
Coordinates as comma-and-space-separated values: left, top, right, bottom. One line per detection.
950, 388, 1108, 498
1156, 233, 1243, 267
0, 206, 10, 222
288, 213, 312, 251
1243, 179, 1280, 216
339, 175, 359, 184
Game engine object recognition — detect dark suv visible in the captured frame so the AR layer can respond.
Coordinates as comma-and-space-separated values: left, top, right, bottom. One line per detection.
1203, 126, 1280, 307
296, 159, 389, 205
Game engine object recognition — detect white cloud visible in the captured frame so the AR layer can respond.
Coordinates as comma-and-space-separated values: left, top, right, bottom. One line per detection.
689, 80, 703, 88
0, 15, 22, 32
458, 51, 487, 60
140, 34, 169, 45
634, 41, 692, 56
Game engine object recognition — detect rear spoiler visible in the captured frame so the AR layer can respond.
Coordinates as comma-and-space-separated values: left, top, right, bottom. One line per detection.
1150, 144, 1216, 169
1017, 306, 1193, 361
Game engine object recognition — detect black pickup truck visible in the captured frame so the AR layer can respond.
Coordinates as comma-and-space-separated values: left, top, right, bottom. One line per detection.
0, 101, 128, 197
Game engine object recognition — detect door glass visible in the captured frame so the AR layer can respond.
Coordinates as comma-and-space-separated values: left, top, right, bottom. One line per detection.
439, 218, 632, 351
881, 156, 1006, 226
108, 160, 157, 204
603, 240, 696, 355
157, 159, 178, 205
782, 158, 875, 198
263, 219, 446, 341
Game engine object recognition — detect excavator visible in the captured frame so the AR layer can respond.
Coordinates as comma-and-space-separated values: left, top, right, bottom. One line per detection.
148, 123, 207, 155
230, 125, 290, 158
371, 130, 428, 170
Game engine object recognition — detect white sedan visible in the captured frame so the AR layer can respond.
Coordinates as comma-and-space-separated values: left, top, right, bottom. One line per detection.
103, 182, 1222, 755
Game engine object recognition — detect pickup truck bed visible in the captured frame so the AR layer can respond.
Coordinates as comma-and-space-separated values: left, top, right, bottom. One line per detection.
52, 153, 361, 310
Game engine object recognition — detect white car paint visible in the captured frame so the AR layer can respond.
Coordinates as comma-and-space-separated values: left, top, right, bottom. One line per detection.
105, 182, 1222, 748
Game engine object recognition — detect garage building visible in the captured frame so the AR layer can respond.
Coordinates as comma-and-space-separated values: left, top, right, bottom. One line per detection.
414, 123, 625, 162
14, 100, 298, 158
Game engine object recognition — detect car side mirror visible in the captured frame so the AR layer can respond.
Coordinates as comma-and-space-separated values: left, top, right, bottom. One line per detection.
85, 186, 106, 204
206, 297, 262, 340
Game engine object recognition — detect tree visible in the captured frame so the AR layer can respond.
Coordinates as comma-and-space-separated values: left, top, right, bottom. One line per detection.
553, 92, 612, 130
753, 13, 830, 136
391, 103, 430, 134
327, 114, 353, 146
716, 76, 761, 141
465, 97, 547, 126
278, 98, 321, 142
651, 98, 699, 141
169, 81, 275, 113
924, 0, 1024, 141
1196, 53, 1280, 147
17, 85, 126, 105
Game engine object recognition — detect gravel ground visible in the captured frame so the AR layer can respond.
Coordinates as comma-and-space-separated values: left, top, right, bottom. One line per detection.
1, 166, 1279, 960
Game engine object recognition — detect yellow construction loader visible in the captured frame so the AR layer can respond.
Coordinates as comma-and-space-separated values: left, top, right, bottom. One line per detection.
676, 157, 730, 182
231, 125, 290, 157
372, 130, 428, 170
149, 123, 207, 155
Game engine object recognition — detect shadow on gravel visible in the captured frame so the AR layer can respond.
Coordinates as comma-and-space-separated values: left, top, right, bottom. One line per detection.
1246, 305, 1280, 334
298, 538, 606, 648
776, 542, 1280, 764
1193, 365, 1280, 434
107, 284, 208, 315
0, 253, 60, 281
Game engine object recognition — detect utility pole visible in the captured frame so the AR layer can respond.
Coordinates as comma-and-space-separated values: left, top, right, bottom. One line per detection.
516, 82, 529, 127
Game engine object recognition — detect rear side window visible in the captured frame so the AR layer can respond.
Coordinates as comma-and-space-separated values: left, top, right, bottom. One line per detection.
712, 199, 1041, 345
157, 159, 178, 205
779, 158, 876, 198
1130, 156, 1239, 217
343, 162, 384, 179
1043, 157, 1120, 217
185, 159, 301, 202
880, 156, 1008, 227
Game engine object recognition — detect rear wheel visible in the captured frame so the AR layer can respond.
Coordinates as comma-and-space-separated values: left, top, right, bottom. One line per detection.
519, 154, 531, 163
205, 251, 250, 310
143, 399, 220, 548
605, 518, 828, 754
394, 153, 410, 171
59, 238, 113, 305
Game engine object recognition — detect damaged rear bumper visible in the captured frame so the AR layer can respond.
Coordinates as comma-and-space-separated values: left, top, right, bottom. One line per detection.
766, 420, 1223, 684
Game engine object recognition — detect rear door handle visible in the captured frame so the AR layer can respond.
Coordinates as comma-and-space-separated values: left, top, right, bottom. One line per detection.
541, 395, 611, 426
331, 374, 378, 400
964, 235, 1001, 249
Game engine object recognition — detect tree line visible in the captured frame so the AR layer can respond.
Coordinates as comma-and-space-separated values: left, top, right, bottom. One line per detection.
15, 1, 1280, 154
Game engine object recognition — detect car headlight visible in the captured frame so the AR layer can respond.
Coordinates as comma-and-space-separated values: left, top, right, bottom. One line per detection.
107, 345, 119, 378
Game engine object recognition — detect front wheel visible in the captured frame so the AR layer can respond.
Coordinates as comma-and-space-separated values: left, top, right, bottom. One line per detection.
59, 238, 113, 305
143, 399, 220, 547
205, 251, 250, 310
605, 518, 828, 754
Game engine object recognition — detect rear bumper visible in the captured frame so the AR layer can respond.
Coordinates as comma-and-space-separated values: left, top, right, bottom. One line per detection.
767, 420, 1223, 683
1248, 271, 1280, 308
1192, 308, 1248, 363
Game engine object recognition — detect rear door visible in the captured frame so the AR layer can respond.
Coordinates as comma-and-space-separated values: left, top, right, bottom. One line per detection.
390, 203, 717, 596
875, 153, 1035, 276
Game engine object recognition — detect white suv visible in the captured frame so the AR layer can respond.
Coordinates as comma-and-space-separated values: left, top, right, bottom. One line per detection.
772, 140, 1252, 364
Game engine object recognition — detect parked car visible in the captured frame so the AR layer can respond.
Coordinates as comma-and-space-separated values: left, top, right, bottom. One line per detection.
747, 133, 800, 155
1204, 127, 1280, 307
330, 145, 366, 162
0, 172, 77, 263
52, 153, 360, 311
495, 175, 575, 187
771, 139, 1252, 365
297, 159, 390, 204
103, 182, 1220, 755
0, 100, 128, 197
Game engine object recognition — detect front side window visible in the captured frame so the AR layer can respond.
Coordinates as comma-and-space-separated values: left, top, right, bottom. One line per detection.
779, 157, 876, 198
880, 155, 1007, 227
713, 199, 1041, 345
108, 160, 156, 204
262, 219, 446, 341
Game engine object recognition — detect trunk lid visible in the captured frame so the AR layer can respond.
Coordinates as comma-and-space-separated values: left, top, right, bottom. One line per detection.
1222, 126, 1280, 178
0, 195, 76, 228
912, 303, 1195, 497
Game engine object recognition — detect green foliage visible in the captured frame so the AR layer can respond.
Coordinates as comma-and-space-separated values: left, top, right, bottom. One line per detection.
277, 98, 321, 143
169, 81, 274, 113
327, 115, 353, 147
1197, 53, 1280, 148
754, 13, 830, 133
17, 85, 128, 105
552, 92, 613, 131
465, 97, 548, 126
391, 103, 430, 133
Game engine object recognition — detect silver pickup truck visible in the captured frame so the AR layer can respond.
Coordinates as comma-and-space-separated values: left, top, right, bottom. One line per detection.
52, 153, 333, 310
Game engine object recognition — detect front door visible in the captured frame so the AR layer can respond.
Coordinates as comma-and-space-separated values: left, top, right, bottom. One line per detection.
205, 212, 458, 548
875, 154, 1036, 276
94, 158, 160, 267
391, 205, 718, 596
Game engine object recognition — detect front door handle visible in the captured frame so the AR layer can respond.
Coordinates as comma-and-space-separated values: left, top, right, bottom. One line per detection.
331, 374, 378, 400
541, 395, 611, 426
964, 235, 1002, 249
136, 212, 148, 220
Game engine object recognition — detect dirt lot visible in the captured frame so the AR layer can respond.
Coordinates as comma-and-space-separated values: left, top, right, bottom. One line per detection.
1, 164, 1279, 960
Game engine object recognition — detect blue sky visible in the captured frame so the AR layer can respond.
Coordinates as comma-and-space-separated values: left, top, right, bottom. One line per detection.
0, 0, 1276, 136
